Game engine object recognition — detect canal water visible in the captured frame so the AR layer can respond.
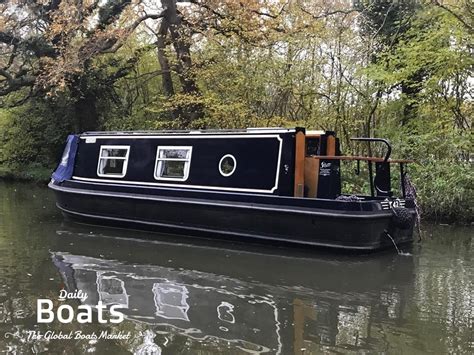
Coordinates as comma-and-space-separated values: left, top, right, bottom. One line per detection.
0, 181, 472, 354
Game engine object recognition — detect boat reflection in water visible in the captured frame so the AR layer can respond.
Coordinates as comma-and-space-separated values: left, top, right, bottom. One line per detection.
51, 223, 415, 354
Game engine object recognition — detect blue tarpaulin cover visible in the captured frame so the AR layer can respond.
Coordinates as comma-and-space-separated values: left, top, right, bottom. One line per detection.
52, 135, 79, 182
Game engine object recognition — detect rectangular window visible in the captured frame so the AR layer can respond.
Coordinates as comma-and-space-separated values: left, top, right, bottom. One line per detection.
154, 146, 192, 181
97, 145, 130, 178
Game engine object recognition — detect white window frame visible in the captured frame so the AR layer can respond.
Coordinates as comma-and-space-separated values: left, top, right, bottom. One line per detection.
97, 145, 130, 178
219, 154, 237, 177
154, 146, 192, 182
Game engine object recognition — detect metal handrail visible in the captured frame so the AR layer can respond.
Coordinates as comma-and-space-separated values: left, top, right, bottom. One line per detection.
350, 137, 392, 163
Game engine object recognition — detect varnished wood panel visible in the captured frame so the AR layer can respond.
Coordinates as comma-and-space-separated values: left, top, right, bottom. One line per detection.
304, 157, 320, 198
294, 131, 305, 197
327, 135, 336, 156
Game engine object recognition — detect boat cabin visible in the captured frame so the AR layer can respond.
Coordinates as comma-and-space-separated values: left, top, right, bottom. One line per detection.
57, 127, 411, 202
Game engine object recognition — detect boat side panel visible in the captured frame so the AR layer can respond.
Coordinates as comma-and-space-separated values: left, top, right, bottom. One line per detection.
73, 134, 295, 195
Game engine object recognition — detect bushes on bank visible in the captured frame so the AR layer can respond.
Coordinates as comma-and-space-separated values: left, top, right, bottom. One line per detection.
410, 161, 472, 223
0, 102, 73, 181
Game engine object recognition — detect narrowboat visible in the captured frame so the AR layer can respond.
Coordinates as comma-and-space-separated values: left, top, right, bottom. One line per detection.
48, 127, 416, 251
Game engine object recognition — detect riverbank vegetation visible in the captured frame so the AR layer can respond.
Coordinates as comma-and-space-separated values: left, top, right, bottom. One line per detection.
0, 0, 472, 222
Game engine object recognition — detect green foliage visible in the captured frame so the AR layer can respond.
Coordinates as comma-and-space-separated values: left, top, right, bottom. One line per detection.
410, 161, 473, 223
143, 93, 296, 130
0, 101, 73, 181
355, 0, 420, 46
0, 164, 52, 182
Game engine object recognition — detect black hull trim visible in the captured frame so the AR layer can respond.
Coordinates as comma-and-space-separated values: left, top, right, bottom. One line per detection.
50, 182, 415, 251
57, 204, 374, 250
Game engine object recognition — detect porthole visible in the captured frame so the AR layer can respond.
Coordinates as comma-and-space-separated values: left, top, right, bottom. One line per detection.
219, 154, 236, 177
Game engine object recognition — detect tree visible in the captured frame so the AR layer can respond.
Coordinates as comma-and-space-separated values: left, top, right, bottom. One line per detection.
355, 0, 424, 125
0, 0, 165, 130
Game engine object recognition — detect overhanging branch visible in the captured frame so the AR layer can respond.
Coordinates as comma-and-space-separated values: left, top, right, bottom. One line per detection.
432, 1, 473, 33
100, 10, 167, 54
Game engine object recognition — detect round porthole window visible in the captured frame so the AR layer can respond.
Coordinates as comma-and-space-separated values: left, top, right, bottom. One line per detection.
219, 154, 236, 177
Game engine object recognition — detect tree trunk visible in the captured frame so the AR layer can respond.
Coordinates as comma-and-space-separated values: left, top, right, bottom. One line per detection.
163, 0, 198, 94
162, 0, 203, 125
73, 91, 99, 132
400, 71, 423, 126
156, 19, 175, 97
